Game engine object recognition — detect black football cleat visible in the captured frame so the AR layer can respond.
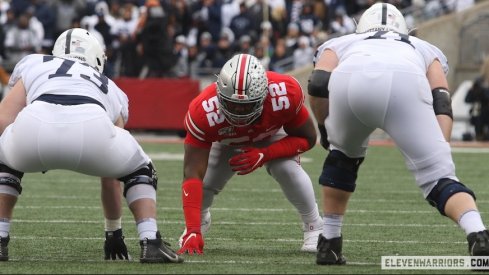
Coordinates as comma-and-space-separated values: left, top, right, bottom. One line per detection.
140, 231, 184, 263
468, 230, 489, 256
316, 234, 346, 265
0, 235, 9, 261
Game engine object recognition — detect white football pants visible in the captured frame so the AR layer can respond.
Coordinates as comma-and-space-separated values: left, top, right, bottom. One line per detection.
326, 56, 458, 197
201, 129, 321, 224
0, 102, 150, 178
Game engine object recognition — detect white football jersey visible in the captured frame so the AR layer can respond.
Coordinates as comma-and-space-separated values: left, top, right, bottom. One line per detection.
314, 31, 449, 75
8, 54, 129, 124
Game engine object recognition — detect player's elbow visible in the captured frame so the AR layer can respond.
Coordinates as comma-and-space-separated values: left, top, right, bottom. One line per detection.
306, 132, 317, 150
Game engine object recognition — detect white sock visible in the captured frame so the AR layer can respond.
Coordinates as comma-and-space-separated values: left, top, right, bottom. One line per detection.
459, 210, 486, 235
137, 218, 157, 240
323, 214, 343, 239
0, 219, 10, 238
105, 218, 122, 232
301, 203, 322, 225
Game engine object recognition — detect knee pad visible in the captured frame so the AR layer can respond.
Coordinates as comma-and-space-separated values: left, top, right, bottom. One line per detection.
319, 150, 364, 192
426, 178, 476, 216
118, 162, 158, 197
0, 164, 24, 194
125, 184, 156, 205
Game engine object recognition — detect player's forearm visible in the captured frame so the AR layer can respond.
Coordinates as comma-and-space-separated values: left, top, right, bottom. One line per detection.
309, 97, 329, 124
436, 115, 453, 142
264, 136, 312, 161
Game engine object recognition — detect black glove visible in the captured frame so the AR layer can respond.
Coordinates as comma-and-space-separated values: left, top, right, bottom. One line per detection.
104, 229, 130, 260
317, 124, 330, 150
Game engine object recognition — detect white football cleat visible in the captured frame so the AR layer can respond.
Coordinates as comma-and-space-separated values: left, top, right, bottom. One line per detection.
178, 211, 211, 248
301, 218, 323, 253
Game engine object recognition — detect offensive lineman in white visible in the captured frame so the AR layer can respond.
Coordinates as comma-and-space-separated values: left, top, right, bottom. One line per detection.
0, 28, 183, 263
308, 3, 489, 265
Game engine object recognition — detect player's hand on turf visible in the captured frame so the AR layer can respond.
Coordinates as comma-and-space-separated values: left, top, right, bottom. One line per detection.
229, 147, 268, 175
104, 229, 131, 260
177, 231, 204, 255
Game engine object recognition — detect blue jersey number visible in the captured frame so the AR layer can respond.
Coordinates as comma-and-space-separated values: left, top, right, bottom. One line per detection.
43, 56, 109, 94
365, 31, 414, 48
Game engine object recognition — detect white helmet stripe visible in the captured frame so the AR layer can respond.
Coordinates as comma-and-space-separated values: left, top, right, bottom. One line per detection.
235, 54, 251, 97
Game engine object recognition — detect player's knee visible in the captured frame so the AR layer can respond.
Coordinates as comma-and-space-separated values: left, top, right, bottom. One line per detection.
118, 162, 157, 198
426, 178, 476, 216
319, 150, 364, 192
0, 163, 24, 195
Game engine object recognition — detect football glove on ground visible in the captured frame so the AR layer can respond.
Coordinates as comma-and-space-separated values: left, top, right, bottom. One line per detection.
104, 229, 130, 260
177, 231, 204, 255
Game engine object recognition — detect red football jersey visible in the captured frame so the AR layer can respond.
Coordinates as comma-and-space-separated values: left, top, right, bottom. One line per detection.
184, 71, 310, 148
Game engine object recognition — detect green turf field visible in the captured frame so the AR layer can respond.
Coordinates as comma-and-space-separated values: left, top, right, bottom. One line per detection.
1, 141, 487, 274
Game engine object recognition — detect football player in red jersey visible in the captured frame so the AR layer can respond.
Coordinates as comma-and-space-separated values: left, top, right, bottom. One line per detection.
177, 53, 323, 255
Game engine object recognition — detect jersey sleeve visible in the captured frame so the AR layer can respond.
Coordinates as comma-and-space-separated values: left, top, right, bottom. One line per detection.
184, 111, 213, 149
282, 74, 310, 128
314, 33, 358, 65
8, 54, 36, 87
183, 87, 216, 149
113, 83, 130, 125
412, 37, 449, 75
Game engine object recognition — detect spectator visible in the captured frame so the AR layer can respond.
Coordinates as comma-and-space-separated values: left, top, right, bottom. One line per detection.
268, 0, 287, 37
197, 0, 222, 43
169, 0, 192, 37
284, 22, 300, 56
297, 1, 321, 36
229, 1, 255, 42
329, 7, 356, 36
235, 34, 254, 55
4, 12, 41, 72
136, 0, 177, 78
0, 1, 10, 25
93, 7, 116, 78
112, 2, 141, 77
211, 29, 234, 69
171, 35, 189, 78
196, 31, 217, 75
465, 57, 489, 141
269, 38, 291, 73
24, 6, 44, 48
186, 39, 201, 79
220, 0, 240, 29
30, 0, 56, 52
293, 36, 314, 69
254, 40, 270, 70
52, 0, 86, 39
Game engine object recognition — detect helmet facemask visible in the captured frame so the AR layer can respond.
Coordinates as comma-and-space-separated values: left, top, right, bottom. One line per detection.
216, 54, 268, 127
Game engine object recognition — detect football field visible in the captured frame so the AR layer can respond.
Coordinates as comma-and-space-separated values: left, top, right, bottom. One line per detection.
2, 140, 487, 274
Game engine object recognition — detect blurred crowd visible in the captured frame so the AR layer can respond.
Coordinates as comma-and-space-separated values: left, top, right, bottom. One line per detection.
0, 0, 476, 80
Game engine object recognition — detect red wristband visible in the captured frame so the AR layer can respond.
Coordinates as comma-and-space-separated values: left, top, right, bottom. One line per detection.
182, 178, 203, 232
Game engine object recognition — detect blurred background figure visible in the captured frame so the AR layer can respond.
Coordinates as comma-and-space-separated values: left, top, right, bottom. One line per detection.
465, 56, 489, 141
135, 0, 176, 78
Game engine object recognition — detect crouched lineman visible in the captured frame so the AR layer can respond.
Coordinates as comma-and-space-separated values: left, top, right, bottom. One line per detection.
0, 28, 183, 263
178, 53, 323, 255
307, 2, 489, 265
